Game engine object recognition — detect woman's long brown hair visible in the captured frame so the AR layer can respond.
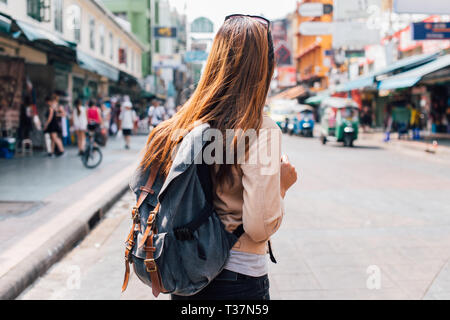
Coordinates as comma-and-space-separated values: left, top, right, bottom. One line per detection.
140, 16, 275, 183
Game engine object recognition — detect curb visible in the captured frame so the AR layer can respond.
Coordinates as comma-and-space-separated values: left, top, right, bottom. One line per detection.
0, 181, 130, 300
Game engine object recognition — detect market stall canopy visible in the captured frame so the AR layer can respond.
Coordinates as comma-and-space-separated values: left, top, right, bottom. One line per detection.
10, 18, 76, 61
336, 52, 440, 92
269, 85, 306, 101
378, 54, 450, 90
77, 50, 120, 82
13, 20, 75, 48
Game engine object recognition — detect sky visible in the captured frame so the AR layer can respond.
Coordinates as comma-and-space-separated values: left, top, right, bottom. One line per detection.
170, 0, 298, 31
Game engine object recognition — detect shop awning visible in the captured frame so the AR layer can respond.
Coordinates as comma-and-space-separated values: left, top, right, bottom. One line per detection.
336, 52, 440, 92
0, 14, 12, 35
77, 50, 120, 82
12, 20, 76, 49
269, 85, 306, 101
336, 75, 375, 92
378, 54, 450, 90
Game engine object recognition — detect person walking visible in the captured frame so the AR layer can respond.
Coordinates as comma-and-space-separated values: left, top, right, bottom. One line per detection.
119, 100, 137, 150
72, 99, 88, 155
43, 96, 65, 157
147, 99, 166, 130
139, 14, 297, 300
86, 100, 103, 132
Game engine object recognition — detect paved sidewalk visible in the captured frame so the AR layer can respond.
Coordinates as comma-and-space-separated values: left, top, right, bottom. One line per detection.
358, 131, 450, 157
0, 135, 147, 299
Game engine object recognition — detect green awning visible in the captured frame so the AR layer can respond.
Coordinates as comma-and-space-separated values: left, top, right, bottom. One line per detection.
335, 75, 375, 92
378, 54, 450, 90
336, 52, 440, 92
77, 50, 120, 82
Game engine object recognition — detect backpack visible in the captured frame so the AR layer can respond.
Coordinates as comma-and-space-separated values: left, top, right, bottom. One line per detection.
121, 123, 244, 297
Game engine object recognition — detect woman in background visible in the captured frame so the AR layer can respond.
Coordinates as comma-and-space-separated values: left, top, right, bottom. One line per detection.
72, 99, 88, 155
43, 96, 65, 157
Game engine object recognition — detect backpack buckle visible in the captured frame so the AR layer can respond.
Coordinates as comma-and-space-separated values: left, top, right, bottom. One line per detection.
131, 207, 140, 223
144, 258, 157, 273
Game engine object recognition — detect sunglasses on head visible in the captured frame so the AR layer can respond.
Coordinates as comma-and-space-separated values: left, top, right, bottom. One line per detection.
224, 14, 274, 69
225, 14, 271, 29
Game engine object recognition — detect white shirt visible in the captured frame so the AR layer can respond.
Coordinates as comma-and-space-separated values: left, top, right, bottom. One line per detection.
120, 108, 137, 130
224, 250, 268, 277
72, 106, 87, 131
148, 105, 166, 126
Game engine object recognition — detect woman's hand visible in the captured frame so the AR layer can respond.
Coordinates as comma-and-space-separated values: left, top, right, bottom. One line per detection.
280, 154, 297, 198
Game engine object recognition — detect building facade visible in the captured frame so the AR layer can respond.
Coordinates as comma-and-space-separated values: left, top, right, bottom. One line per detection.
294, 0, 333, 92
0, 0, 145, 149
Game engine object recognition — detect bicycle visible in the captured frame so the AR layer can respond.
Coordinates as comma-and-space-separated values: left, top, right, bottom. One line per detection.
82, 127, 103, 169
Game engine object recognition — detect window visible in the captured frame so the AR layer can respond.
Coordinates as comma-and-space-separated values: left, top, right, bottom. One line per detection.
53, 0, 63, 33
89, 16, 95, 51
155, 1, 159, 24
109, 32, 114, 60
131, 50, 135, 73
99, 24, 105, 56
68, 5, 81, 43
27, 0, 51, 22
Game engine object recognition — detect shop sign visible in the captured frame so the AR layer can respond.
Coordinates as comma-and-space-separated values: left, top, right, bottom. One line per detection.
184, 51, 208, 63
334, 0, 381, 20
299, 22, 333, 36
153, 27, 177, 38
277, 66, 297, 88
394, 0, 450, 14
153, 54, 182, 69
345, 50, 365, 58
298, 3, 333, 17
412, 22, 450, 41
332, 22, 380, 48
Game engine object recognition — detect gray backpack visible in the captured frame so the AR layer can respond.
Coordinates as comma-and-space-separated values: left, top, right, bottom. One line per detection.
121, 124, 244, 297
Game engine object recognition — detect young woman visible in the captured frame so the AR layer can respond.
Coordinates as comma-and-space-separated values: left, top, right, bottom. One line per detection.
86, 100, 103, 132
43, 96, 65, 156
72, 99, 88, 155
119, 101, 137, 149
139, 15, 297, 300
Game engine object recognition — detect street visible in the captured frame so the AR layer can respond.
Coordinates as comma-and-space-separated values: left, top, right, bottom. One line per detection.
18, 134, 450, 300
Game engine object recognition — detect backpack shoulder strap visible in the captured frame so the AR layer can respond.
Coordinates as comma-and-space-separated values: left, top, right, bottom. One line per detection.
122, 164, 159, 293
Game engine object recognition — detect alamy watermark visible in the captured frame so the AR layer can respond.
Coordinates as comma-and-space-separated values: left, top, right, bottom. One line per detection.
169, 127, 282, 176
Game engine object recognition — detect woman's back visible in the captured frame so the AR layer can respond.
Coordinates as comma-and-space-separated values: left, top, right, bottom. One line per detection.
87, 106, 100, 123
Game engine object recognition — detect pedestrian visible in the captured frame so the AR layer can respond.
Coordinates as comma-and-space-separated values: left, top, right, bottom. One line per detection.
119, 100, 137, 149
147, 98, 166, 130
72, 99, 88, 156
360, 105, 372, 133
140, 15, 297, 300
384, 103, 393, 142
409, 103, 421, 140
86, 100, 103, 132
43, 95, 65, 157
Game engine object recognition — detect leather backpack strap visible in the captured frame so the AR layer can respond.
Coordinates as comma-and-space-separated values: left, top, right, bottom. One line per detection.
121, 165, 160, 293
144, 229, 167, 297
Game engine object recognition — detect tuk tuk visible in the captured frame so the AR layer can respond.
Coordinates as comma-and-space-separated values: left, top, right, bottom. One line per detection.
319, 97, 359, 147
268, 99, 296, 133
287, 104, 315, 137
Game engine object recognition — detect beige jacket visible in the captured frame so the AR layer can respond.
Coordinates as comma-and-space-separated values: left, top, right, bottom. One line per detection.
212, 115, 284, 255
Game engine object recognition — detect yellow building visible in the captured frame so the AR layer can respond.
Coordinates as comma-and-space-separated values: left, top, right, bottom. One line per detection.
294, 0, 333, 91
